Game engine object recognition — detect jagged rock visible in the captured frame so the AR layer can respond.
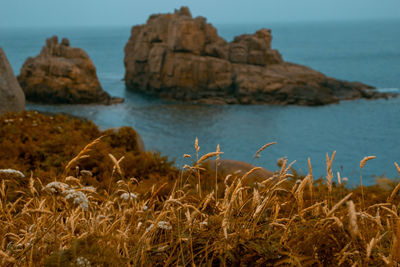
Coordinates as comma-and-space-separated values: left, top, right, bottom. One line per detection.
229, 29, 283, 66
18, 36, 123, 104
0, 48, 25, 115
124, 7, 393, 105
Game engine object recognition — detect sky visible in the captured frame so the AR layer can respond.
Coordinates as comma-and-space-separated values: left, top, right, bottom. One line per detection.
1, 0, 400, 27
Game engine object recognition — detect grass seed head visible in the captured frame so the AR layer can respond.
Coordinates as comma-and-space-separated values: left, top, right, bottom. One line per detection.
360, 156, 376, 169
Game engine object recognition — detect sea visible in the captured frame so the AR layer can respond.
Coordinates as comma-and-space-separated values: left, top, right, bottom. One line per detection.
1, 19, 399, 186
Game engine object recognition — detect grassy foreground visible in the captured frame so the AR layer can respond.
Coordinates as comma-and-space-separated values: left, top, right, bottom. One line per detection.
1, 111, 400, 266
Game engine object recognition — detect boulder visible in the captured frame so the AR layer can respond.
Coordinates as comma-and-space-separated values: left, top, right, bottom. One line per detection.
18, 36, 123, 104
124, 7, 394, 105
201, 159, 273, 181
0, 48, 25, 115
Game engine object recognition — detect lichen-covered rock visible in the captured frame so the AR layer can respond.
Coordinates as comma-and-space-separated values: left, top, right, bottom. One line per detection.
18, 36, 123, 104
0, 47, 25, 115
124, 7, 393, 105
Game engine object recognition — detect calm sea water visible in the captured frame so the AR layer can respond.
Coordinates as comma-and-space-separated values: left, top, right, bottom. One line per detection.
1, 20, 400, 186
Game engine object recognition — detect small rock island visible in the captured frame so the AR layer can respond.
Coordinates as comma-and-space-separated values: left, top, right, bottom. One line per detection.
18, 36, 122, 105
124, 7, 390, 105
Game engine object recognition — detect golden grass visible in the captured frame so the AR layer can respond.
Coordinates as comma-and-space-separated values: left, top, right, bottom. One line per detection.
360, 156, 376, 210
254, 142, 276, 159
1, 112, 400, 266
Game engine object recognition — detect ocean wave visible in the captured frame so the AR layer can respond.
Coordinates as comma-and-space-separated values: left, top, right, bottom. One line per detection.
376, 88, 400, 93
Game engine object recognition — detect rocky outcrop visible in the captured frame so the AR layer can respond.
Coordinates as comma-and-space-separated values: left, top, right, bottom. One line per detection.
18, 36, 123, 104
0, 48, 25, 115
124, 7, 392, 105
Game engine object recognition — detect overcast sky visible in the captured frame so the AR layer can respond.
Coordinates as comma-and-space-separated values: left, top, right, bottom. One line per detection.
1, 0, 400, 27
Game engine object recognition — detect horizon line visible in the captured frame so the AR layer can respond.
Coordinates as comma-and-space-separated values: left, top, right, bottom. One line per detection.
1, 17, 399, 29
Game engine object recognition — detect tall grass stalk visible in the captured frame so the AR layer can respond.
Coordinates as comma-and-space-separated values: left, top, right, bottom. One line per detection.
360, 156, 376, 209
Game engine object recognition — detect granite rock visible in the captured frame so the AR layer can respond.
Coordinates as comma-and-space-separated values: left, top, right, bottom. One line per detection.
124, 7, 393, 105
18, 36, 123, 104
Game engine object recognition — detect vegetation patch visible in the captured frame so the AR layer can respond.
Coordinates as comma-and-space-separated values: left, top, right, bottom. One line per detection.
1, 111, 400, 266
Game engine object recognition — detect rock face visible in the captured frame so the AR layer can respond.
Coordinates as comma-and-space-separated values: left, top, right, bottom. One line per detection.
18, 36, 123, 104
0, 48, 25, 115
124, 7, 392, 105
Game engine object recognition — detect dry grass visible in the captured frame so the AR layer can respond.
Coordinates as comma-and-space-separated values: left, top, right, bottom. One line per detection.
1, 111, 400, 266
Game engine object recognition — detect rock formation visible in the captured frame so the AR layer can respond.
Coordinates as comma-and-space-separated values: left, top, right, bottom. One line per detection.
18, 36, 123, 104
0, 47, 25, 115
124, 7, 392, 105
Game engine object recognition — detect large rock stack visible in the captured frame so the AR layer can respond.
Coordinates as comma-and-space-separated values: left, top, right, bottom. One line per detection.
124, 7, 390, 105
0, 48, 25, 115
18, 36, 122, 104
